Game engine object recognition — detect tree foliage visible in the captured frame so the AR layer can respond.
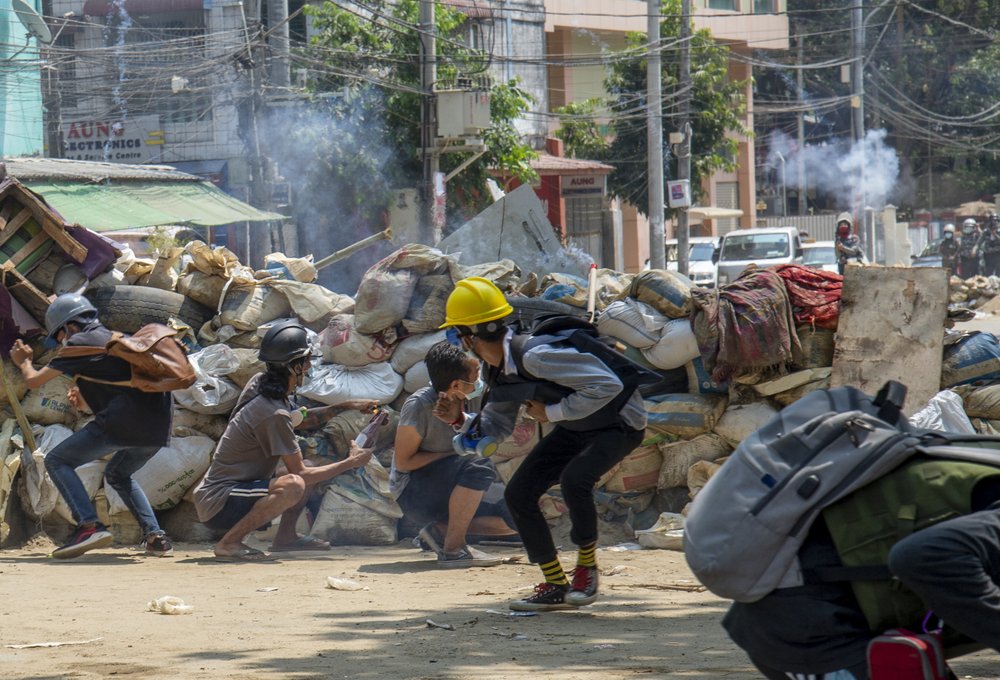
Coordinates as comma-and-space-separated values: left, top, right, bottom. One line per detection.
554, 0, 749, 215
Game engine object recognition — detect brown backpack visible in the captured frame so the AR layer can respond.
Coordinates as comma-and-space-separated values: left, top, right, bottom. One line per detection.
55, 323, 197, 392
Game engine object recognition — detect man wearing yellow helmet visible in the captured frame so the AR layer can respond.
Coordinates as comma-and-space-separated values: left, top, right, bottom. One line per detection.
439, 277, 646, 611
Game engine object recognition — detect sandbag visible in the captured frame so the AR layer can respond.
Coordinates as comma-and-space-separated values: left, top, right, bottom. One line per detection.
21, 376, 78, 426
402, 274, 454, 334
644, 393, 728, 439
656, 433, 733, 490
635, 512, 686, 551
461, 259, 521, 291
959, 384, 1000, 419
403, 361, 430, 394
142, 246, 183, 291
795, 326, 836, 369
539, 273, 589, 308
20, 425, 74, 519
106, 435, 215, 512
390, 331, 447, 374
264, 252, 317, 283
687, 459, 724, 499
627, 269, 692, 319
54, 459, 107, 524
713, 402, 780, 448
941, 332, 1000, 388
172, 345, 241, 415
219, 284, 291, 332
299, 362, 403, 405
492, 412, 540, 462
0, 362, 27, 408
597, 298, 667, 349
642, 318, 700, 371
172, 407, 229, 439
771, 377, 830, 407
227, 348, 265, 388
310, 484, 398, 546
177, 271, 228, 309
601, 444, 663, 493
318, 314, 396, 367
270, 279, 354, 328
323, 409, 372, 456
685, 357, 728, 395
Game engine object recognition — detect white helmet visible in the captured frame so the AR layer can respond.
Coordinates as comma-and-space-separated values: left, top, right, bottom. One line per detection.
963, 218, 978, 233
943, 223, 956, 234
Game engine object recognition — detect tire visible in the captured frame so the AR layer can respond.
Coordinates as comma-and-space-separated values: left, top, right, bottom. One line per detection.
87, 285, 214, 334
506, 297, 587, 330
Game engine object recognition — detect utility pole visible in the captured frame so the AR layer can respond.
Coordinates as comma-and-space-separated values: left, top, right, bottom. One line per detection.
647, 0, 665, 270
267, 0, 290, 88
851, 0, 869, 257
796, 35, 806, 215
420, 0, 440, 245
676, 0, 692, 277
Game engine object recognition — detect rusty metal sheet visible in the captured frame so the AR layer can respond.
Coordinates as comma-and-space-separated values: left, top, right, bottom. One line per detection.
831, 265, 949, 415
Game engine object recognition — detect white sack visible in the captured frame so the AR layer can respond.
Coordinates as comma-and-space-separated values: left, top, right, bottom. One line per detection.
390, 331, 447, 374
298, 362, 403, 405
642, 318, 701, 370
909, 390, 977, 434
106, 435, 216, 512
597, 298, 667, 349
713, 403, 780, 448
404, 361, 430, 394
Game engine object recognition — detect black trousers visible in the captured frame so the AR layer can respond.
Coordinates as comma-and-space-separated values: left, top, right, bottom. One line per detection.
504, 423, 643, 564
984, 253, 1000, 277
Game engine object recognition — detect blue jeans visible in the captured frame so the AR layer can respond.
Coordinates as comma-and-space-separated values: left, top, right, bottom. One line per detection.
45, 426, 163, 538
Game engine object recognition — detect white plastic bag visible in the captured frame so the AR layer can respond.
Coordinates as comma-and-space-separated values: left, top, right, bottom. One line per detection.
172, 346, 241, 414
909, 390, 976, 434
298, 362, 403, 405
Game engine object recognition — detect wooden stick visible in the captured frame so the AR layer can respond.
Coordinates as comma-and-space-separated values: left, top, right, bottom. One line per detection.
0, 360, 36, 453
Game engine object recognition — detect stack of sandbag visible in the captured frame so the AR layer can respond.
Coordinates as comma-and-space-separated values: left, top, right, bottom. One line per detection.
950, 274, 1000, 307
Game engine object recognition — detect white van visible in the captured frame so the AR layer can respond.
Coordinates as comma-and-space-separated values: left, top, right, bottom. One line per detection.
666, 237, 720, 287
716, 226, 804, 286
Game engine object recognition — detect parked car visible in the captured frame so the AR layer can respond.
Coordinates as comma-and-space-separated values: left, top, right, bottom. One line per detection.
716, 226, 804, 286
802, 240, 868, 274
911, 238, 944, 268
666, 236, 720, 287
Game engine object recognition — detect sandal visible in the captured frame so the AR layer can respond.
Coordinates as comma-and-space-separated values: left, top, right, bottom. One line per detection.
269, 535, 331, 552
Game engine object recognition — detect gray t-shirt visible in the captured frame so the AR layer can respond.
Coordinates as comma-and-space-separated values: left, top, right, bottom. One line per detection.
192, 373, 300, 522
399, 386, 460, 453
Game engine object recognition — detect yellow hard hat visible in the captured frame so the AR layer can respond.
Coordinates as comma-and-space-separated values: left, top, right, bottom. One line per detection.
440, 277, 513, 329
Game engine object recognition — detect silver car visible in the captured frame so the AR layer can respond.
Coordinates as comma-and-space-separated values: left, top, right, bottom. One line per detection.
716, 226, 804, 286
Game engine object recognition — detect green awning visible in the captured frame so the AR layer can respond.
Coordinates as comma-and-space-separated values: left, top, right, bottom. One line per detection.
20, 180, 286, 232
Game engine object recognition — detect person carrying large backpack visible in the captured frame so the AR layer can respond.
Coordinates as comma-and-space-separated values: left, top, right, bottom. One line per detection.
683, 381, 1000, 679
10, 293, 176, 559
438, 277, 648, 611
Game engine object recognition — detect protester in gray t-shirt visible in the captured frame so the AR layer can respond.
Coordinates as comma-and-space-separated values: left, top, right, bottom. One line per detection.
193, 321, 375, 562
393, 342, 520, 568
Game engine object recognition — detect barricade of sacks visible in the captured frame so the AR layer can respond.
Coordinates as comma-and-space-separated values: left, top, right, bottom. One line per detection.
6, 239, 990, 550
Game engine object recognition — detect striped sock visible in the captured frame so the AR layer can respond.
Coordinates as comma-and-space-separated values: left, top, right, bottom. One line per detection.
540, 557, 568, 586
577, 542, 597, 568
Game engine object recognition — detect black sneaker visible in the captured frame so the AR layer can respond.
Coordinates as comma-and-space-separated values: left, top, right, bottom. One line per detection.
437, 546, 502, 569
510, 582, 573, 612
145, 533, 173, 557
52, 523, 114, 560
566, 566, 599, 606
417, 523, 445, 555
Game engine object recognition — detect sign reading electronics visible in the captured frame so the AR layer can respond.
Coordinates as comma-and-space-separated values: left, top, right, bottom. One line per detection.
61, 116, 162, 163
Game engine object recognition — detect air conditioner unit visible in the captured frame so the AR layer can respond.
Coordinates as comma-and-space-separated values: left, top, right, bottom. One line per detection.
436, 90, 491, 138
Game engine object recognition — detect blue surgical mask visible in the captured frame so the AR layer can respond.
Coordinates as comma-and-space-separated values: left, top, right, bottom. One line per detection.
466, 378, 485, 400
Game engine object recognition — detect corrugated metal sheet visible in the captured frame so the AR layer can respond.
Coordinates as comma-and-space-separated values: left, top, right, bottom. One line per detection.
3, 157, 198, 183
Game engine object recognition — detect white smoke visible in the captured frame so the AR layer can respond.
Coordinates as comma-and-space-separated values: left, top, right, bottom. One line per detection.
766, 129, 900, 211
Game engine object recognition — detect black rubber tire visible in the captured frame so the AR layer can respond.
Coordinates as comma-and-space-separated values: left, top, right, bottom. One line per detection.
506, 296, 587, 330
87, 285, 214, 334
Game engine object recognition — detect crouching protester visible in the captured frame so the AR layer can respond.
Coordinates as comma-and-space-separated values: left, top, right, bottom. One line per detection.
193, 321, 376, 562
391, 340, 521, 569
10, 294, 174, 559
439, 277, 647, 611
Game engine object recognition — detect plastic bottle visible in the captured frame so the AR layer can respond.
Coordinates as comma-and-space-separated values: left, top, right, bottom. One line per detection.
354, 408, 388, 449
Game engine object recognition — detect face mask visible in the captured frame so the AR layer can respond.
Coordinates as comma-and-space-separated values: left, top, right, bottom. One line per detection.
465, 377, 485, 400
945, 233, 953, 239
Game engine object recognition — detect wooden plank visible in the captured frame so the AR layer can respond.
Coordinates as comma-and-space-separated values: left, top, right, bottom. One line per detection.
8, 230, 50, 267
38, 215, 87, 263
0, 207, 33, 246
0, 261, 50, 324
831, 265, 949, 415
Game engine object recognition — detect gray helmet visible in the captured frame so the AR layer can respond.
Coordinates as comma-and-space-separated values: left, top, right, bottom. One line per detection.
963, 218, 978, 233
258, 320, 312, 366
44, 293, 97, 347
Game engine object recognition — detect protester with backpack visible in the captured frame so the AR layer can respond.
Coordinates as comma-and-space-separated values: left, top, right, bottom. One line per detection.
9, 293, 176, 559
682, 381, 1000, 679
439, 277, 648, 611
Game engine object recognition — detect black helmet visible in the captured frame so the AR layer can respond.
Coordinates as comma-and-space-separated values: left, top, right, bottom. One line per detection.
258, 320, 312, 365
44, 293, 98, 347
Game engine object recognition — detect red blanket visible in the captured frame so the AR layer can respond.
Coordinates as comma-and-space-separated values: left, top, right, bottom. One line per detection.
773, 264, 843, 330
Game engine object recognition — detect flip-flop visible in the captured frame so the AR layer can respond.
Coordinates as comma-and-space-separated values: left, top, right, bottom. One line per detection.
214, 547, 276, 562
269, 535, 331, 552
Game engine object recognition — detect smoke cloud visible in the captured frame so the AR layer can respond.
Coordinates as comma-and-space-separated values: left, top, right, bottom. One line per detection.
765, 128, 900, 211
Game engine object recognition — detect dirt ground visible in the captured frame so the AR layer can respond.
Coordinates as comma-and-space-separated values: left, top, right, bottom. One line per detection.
2, 534, 999, 680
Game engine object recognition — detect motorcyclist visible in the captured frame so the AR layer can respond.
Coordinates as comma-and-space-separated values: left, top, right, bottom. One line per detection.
958, 218, 982, 278
940, 223, 959, 276
834, 212, 863, 275
982, 212, 1000, 277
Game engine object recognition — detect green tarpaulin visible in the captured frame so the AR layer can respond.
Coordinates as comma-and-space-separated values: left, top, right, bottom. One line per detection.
21, 180, 285, 232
